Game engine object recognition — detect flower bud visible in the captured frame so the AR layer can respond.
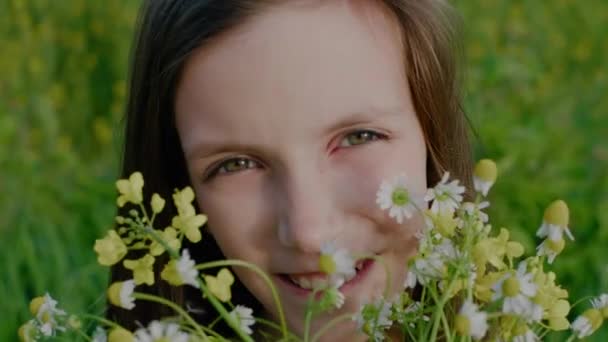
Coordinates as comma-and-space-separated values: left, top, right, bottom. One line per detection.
151, 193, 165, 214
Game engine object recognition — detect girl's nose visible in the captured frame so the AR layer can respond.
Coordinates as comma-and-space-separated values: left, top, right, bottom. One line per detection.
276, 169, 337, 253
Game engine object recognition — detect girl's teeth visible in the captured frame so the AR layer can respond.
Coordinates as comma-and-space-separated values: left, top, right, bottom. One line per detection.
355, 260, 365, 271
289, 264, 362, 289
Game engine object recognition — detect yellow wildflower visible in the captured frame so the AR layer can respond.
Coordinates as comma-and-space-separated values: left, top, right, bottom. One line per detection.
170, 187, 207, 242
472, 228, 524, 274
123, 254, 155, 285
475, 271, 504, 303
204, 268, 235, 302
149, 227, 181, 256
116, 172, 144, 207
173, 187, 197, 217
150, 193, 165, 214
425, 209, 458, 237
171, 212, 207, 243
94, 230, 128, 266
545, 299, 570, 330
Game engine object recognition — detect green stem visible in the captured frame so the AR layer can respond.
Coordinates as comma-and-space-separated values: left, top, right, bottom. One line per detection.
133, 292, 208, 339
78, 313, 125, 330
428, 276, 458, 341
303, 309, 314, 342
570, 295, 595, 309
142, 226, 179, 259
254, 317, 300, 341
74, 329, 92, 342
310, 313, 354, 342
303, 288, 322, 342
196, 259, 288, 339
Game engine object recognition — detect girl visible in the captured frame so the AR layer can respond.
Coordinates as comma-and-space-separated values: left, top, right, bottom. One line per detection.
110, 0, 473, 340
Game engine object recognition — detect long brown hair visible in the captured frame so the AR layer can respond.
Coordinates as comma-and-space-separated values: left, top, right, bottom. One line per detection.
108, 0, 473, 333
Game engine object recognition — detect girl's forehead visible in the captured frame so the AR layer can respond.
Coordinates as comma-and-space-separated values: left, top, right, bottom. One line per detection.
175, 0, 412, 152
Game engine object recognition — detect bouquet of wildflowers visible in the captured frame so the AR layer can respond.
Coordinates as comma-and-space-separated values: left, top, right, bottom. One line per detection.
20, 159, 608, 341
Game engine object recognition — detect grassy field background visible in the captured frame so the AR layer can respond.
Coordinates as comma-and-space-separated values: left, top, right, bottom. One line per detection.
1, 0, 606, 340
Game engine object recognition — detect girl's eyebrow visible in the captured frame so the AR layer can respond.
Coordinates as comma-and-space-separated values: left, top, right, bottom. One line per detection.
322, 106, 404, 135
185, 141, 264, 161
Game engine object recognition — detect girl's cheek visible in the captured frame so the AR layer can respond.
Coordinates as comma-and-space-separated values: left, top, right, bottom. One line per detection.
196, 177, 271, 241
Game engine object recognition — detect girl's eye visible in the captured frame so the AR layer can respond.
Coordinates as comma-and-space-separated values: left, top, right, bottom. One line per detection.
338, 129, 387, 148
207, 157, 261, 179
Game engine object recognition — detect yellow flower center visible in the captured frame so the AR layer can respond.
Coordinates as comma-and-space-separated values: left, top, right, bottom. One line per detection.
502, 276, 521, 297
454, 314, 470, 336
546, 238, 565, 253
543, 200, 569, 227
474, 159, 498, 182
601, 306, 608, 319
583, 308, 604, 330
319, 255, 337, 274
29, 296, 44, 316
391, 188, 410, 206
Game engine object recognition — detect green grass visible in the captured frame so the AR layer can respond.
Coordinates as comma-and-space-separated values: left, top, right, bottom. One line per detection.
1, 0, 606, 340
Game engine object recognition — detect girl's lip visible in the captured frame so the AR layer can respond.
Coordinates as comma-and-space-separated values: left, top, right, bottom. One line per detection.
276, 258, 375, 297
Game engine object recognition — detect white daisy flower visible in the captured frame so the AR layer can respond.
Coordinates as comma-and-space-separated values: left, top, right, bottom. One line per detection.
316, 286, 346, 311
353, 298, 393, 342
571, 315, 594, 338
570, 308, 604, 339
229, 305, 256, 335
411, 253, 445, 285
454, 300, 488, 340
319, 241, 356, 287
591, 293, 608, 311
435, 238, 459, 261
91, 326, 107, 342
107, 280, 136, 310
461, 201, 490, 224
376, 174, 419, 224
536, 200, 574, 241
536, 238, 565, 264
512, 328, 539, 342
134, 321, 189, 342
492, 262, 542, 322
403, 269, 417, 289
30, 293, 67, 336
424, 172, 465, 214
177, 249, 200, 288
473, 159, 497, 197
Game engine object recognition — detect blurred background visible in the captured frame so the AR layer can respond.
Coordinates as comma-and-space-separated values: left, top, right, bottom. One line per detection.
1, 0, 606, 340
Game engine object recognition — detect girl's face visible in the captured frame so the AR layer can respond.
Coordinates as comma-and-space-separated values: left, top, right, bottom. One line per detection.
175, 1, 426, 339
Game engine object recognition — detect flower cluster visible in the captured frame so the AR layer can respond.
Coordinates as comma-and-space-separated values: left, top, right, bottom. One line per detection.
20, 161, 607, 341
